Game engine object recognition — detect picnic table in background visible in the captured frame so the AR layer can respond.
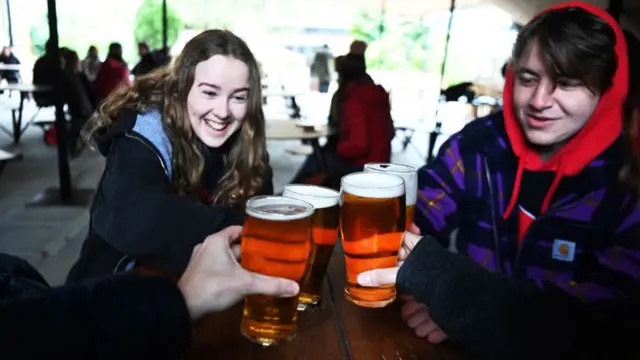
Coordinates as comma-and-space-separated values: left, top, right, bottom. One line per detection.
266, 119, 334, 172
0, 83, 52, 144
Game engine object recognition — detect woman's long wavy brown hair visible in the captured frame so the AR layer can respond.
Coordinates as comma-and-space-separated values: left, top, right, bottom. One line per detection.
84, 29, 271, 206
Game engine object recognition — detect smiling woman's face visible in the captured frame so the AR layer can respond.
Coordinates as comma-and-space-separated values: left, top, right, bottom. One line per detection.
187, 55, 250, 148
513, 41, 601, 149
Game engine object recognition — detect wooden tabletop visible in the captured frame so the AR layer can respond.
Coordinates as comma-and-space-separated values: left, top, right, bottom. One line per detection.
185, 242, 467, 359
266, 120, 334, 141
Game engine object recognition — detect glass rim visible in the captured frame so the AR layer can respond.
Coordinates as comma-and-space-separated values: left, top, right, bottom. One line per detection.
282, 184, 340, 199
245, 195, 315, 221
341, 172, 405, 190
364, 163, 417, 174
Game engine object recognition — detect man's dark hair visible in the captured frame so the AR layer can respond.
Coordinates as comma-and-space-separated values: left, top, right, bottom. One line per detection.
513, 7, 617, 94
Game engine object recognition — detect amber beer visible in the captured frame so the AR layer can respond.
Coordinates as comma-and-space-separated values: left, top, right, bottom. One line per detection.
240, 196, 314, 346
282, 184, 340, 310
340, 172, 406, 307
364, 163, 417, 230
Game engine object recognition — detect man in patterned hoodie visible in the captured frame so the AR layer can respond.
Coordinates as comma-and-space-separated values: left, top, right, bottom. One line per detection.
358, 2, 640, 358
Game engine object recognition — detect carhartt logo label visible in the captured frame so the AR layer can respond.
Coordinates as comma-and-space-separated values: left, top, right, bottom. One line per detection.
552, 239, 576, 262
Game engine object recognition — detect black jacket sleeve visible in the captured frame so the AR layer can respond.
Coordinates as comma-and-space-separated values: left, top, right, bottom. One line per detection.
91, 136, 245, 275
0, 274, 191, 360
396, 237, 640, 360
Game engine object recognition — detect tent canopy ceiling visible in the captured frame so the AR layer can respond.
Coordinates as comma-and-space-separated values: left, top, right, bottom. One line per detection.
342, 0, 639, 37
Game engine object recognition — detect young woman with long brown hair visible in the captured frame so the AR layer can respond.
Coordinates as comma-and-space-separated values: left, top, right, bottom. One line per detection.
66, 29, 272, 283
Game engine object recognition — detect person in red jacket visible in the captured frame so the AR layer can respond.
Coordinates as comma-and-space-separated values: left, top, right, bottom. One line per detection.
292, 53, 394, 186
95, 42, 131, 101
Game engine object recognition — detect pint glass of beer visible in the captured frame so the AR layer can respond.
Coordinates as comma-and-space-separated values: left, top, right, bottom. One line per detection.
282, 184, 340, 311
340, 172, 406, 308
364, 163, 417, 230
240, 196, 314, 346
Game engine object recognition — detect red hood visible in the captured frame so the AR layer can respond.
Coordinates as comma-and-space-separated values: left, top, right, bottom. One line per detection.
502, 1, 629, 218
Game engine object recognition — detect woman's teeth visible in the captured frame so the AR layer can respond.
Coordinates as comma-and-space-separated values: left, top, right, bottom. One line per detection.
205, 119, 229, 131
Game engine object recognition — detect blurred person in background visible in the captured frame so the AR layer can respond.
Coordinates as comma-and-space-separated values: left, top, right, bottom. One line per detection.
293, 53, 393, 188
94, 42, 131, 101
82, 45, 101, 83
310, 44, 333, 93
0, 46, 20, 87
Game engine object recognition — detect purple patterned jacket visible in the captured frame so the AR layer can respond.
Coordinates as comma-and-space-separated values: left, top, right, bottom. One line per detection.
414, 112, 640, 303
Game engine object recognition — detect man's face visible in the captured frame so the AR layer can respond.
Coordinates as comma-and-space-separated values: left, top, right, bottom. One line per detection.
513, 41, 601, 149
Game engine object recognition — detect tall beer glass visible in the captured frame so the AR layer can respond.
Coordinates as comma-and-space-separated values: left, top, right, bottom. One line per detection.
240, 196, 314, 346
340, 172, 406, 308
364, 163, 417, 230
282, 184, 340, 311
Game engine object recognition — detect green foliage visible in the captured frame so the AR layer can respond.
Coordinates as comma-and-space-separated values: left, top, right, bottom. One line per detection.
350, 10, 430, 71
29, 14, 49, 56
134, 0, 182, 50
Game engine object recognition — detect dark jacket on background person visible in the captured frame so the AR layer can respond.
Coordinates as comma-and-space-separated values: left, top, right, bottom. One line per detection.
1, 273, 190, 359
131, 53, 159, 77
397, 3, 640, 359
66, 109, 273, 284
32, 54, 57, 107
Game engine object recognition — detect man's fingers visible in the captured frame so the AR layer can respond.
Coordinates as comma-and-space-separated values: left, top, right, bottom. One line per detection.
427, 330, 448, 344
400, 294, 415, 302
406, 310, 431, 328
414, 319, 439, 338
398, 232, 422, 261
357, 267, 398, 287
404, 231, 422, 249
401, 299, 426, 320
408, 223, 421, 235
243, 272, 299, 298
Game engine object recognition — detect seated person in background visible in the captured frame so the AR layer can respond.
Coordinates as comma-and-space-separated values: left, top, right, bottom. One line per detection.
324, 54, 344, 152
292, 53, 393, 187
32, 40, 58, 107
131, 41, 160, 77
0, 46, 20, 85
66, 29, 273, 283
94, 42, 131, 101
1, 227, 299, 359
358, 3, 640, 359
61, 49, 96, 157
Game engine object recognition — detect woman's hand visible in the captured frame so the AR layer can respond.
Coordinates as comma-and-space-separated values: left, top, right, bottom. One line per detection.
178, 226, 299, 321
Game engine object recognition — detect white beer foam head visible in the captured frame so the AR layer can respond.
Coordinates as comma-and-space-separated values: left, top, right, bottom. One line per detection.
364, 163, 417, 206
245, 196, 314, 221
283, 184, 340, 209
341, 172, 405, 199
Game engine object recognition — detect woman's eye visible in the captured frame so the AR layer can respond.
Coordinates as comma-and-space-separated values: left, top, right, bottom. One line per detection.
203, 91, 217, 97
233, 95, 248, 102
